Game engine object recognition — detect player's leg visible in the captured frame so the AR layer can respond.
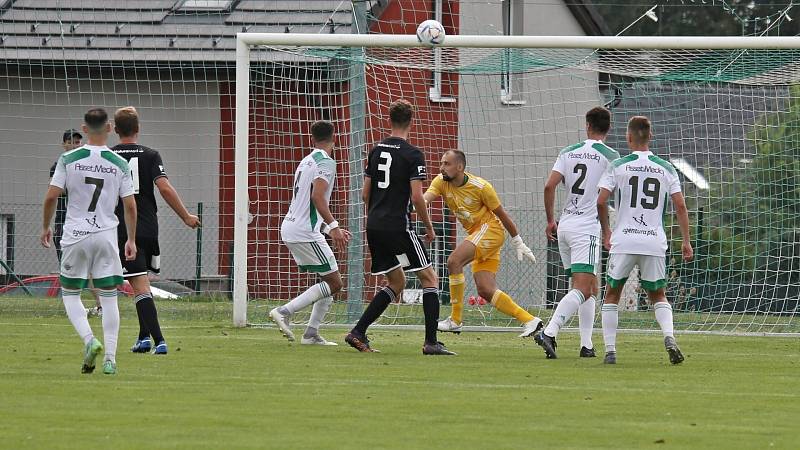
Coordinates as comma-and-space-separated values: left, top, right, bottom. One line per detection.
602, 253, 635, 364
86, 278, 102, 317
640, 257, 683, 364
59, 240, 102, 373
301, 270, 343, 346
473, 269, 542, 337
439, 239, 476, 332
415, 266, 454, 355
129, 274, 166, 354
577, 277, 599, 356
90, 229, 125, 374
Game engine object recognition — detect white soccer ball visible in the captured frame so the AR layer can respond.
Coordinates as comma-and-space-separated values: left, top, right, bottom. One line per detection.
416, 19, 445, 46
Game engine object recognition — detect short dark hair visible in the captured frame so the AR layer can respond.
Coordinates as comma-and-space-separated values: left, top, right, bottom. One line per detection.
62, 129, 82, 142
311, 120, 334, 143
586, 106, 611, 134
448, 149, 466, 168
84, 108, 108, 132
114, 106, 139, 138
628, 116, 651, 146
389, 99, 413, 128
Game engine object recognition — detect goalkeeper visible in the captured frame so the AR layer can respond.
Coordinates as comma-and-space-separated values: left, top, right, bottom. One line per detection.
424, 150, 542, 337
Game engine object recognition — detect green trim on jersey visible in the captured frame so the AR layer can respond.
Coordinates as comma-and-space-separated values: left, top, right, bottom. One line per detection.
101, 150, 131, 174
648, 154, 677, 175
309, 200, 318, 229
606, 275, 629, 289
559, 142, 583, 155
640, 278, 667, 292
61, 148, 91, 165
92, 275, 124, 289
311, 150, 332, 163
60, 275, 88, 289
571, 263, 595, 274
592, 143, 620, 162
299, 262, 332, 273
612, 153, 639, 168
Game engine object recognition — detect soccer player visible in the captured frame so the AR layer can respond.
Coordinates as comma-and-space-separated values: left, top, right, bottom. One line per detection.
344, 99, 454, 355
535, 107, 619, 359
112, 106, 201, 355
41, 107, 137, 375
426, 150, 543, 338
269, 120, 351, 345
597, 116, 693, 365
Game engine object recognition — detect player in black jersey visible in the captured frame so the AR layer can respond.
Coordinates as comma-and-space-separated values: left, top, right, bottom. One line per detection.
345, 99, 455, 355
112, 106, 201, 355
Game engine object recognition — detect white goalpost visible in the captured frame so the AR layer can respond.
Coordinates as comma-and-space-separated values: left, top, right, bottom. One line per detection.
234, 33, 800, 335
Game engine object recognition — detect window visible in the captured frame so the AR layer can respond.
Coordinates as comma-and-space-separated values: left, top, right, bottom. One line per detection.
501, 0, 526, 105
177, 0, 234, 12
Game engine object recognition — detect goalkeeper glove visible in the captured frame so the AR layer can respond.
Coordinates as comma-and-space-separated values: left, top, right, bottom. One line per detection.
510, 235, 536, 263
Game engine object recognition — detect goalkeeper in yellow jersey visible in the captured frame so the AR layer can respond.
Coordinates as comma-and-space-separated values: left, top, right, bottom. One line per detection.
424, 150, 542, 337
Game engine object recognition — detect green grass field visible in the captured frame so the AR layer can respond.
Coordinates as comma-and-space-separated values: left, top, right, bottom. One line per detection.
1, 298, 798, 449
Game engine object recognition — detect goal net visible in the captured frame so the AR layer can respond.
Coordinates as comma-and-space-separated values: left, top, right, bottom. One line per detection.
236, 33, 800, 335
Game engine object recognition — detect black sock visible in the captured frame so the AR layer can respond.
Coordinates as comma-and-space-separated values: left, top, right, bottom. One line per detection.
422, 288, 440, 344
136, 294, 165, 344
135, 297, 149, 341
352, 287, 396, 336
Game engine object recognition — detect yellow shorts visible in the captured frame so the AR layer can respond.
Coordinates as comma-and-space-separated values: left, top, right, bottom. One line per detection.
466, 223, 505, 273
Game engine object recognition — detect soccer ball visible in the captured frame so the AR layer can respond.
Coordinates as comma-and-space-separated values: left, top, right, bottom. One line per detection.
416, 19, 445, 45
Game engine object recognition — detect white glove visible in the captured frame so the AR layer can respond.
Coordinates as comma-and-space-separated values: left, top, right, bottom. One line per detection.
510, 235, 536, 263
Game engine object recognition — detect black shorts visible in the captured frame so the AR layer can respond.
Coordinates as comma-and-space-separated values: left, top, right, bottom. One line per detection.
120, 238, 161, 278
367, 228, 431, 275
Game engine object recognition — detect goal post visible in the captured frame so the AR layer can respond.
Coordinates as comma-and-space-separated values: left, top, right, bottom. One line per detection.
234, 33, 800, 335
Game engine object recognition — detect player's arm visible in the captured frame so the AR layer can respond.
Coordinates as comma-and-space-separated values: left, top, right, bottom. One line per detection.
411, 179, 435, 242
543, 170, 563, 242
155, 177, 200, 229
671, 191, 693, 262
597, 188, 612, 251
311, 178, 351, 251
121, 194, 138, 261
40, 185, 64, 248
493, 205, 536, 263
423, 191, 438, 205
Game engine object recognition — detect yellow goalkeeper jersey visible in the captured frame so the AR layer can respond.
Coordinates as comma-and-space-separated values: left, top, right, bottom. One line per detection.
427, 172, 503, 234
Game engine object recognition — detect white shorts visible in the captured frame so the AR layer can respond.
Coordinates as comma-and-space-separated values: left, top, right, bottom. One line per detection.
60, 228, 123, 289
557, 230, 600, 276
607, 253, 666, 292
285, 239, 338, 276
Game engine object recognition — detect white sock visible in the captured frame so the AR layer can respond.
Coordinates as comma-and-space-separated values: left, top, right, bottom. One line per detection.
654, 301, 674, 339
602, 303, 618, 353
544, 289, 583, 337
579, 296, 596, 349
62, 288, 93, 345
99, 290, 120, 363
283, 282, 331, 314
306, 296, 333, 336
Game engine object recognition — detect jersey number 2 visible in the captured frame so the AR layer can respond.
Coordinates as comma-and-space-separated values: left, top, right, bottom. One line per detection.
377, 152, 392, 189
84, 177, 104, 212
571, 163, 587, 195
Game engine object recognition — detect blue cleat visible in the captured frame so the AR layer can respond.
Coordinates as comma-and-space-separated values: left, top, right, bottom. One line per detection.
153, 341, 168, 355
131, 338, 153, 353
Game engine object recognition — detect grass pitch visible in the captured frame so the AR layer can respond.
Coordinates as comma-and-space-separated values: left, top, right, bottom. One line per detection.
1, 299, 797, 449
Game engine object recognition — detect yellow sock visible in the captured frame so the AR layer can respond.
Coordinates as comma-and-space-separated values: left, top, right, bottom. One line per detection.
491, 290, 534, 323
449, 273, 465, 324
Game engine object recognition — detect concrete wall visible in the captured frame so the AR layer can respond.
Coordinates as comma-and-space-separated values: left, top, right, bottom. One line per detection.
0, 73, 221, 279
457, 0, 604, 306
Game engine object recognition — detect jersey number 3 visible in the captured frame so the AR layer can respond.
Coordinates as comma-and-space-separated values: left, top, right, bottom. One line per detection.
377, 151, 392, 189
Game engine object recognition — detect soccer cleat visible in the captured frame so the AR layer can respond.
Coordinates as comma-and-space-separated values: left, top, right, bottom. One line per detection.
301, 334, 338, 346
519, 317, 543, 338
437, 317, 463, 334
81, 337, 103, 374
102, 360, 117, 375
344, 332, 379, 353
86, 307, 103, 318
269, 308, 295, 342
422, 341, 457, 356
603, 351, 617, 365
579, 346, 596, 358
534, 332, 558, 359
152, 341, 168, 355
664, 336, 684, 365
131, 338, 153, 353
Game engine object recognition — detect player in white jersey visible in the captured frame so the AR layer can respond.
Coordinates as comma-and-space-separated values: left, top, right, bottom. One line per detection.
270, 120, 351, 345
597, 116, 693, 365
536, 107, 619, 359
41, 108, 137, 375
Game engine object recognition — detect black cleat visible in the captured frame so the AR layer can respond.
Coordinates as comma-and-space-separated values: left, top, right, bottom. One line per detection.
422, 341, 457, 356
345, 332, 379, 353
603, 351, 617, 364
534, 332, 558, 359
665, 337, 684, 364
579, 346, 596, 358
